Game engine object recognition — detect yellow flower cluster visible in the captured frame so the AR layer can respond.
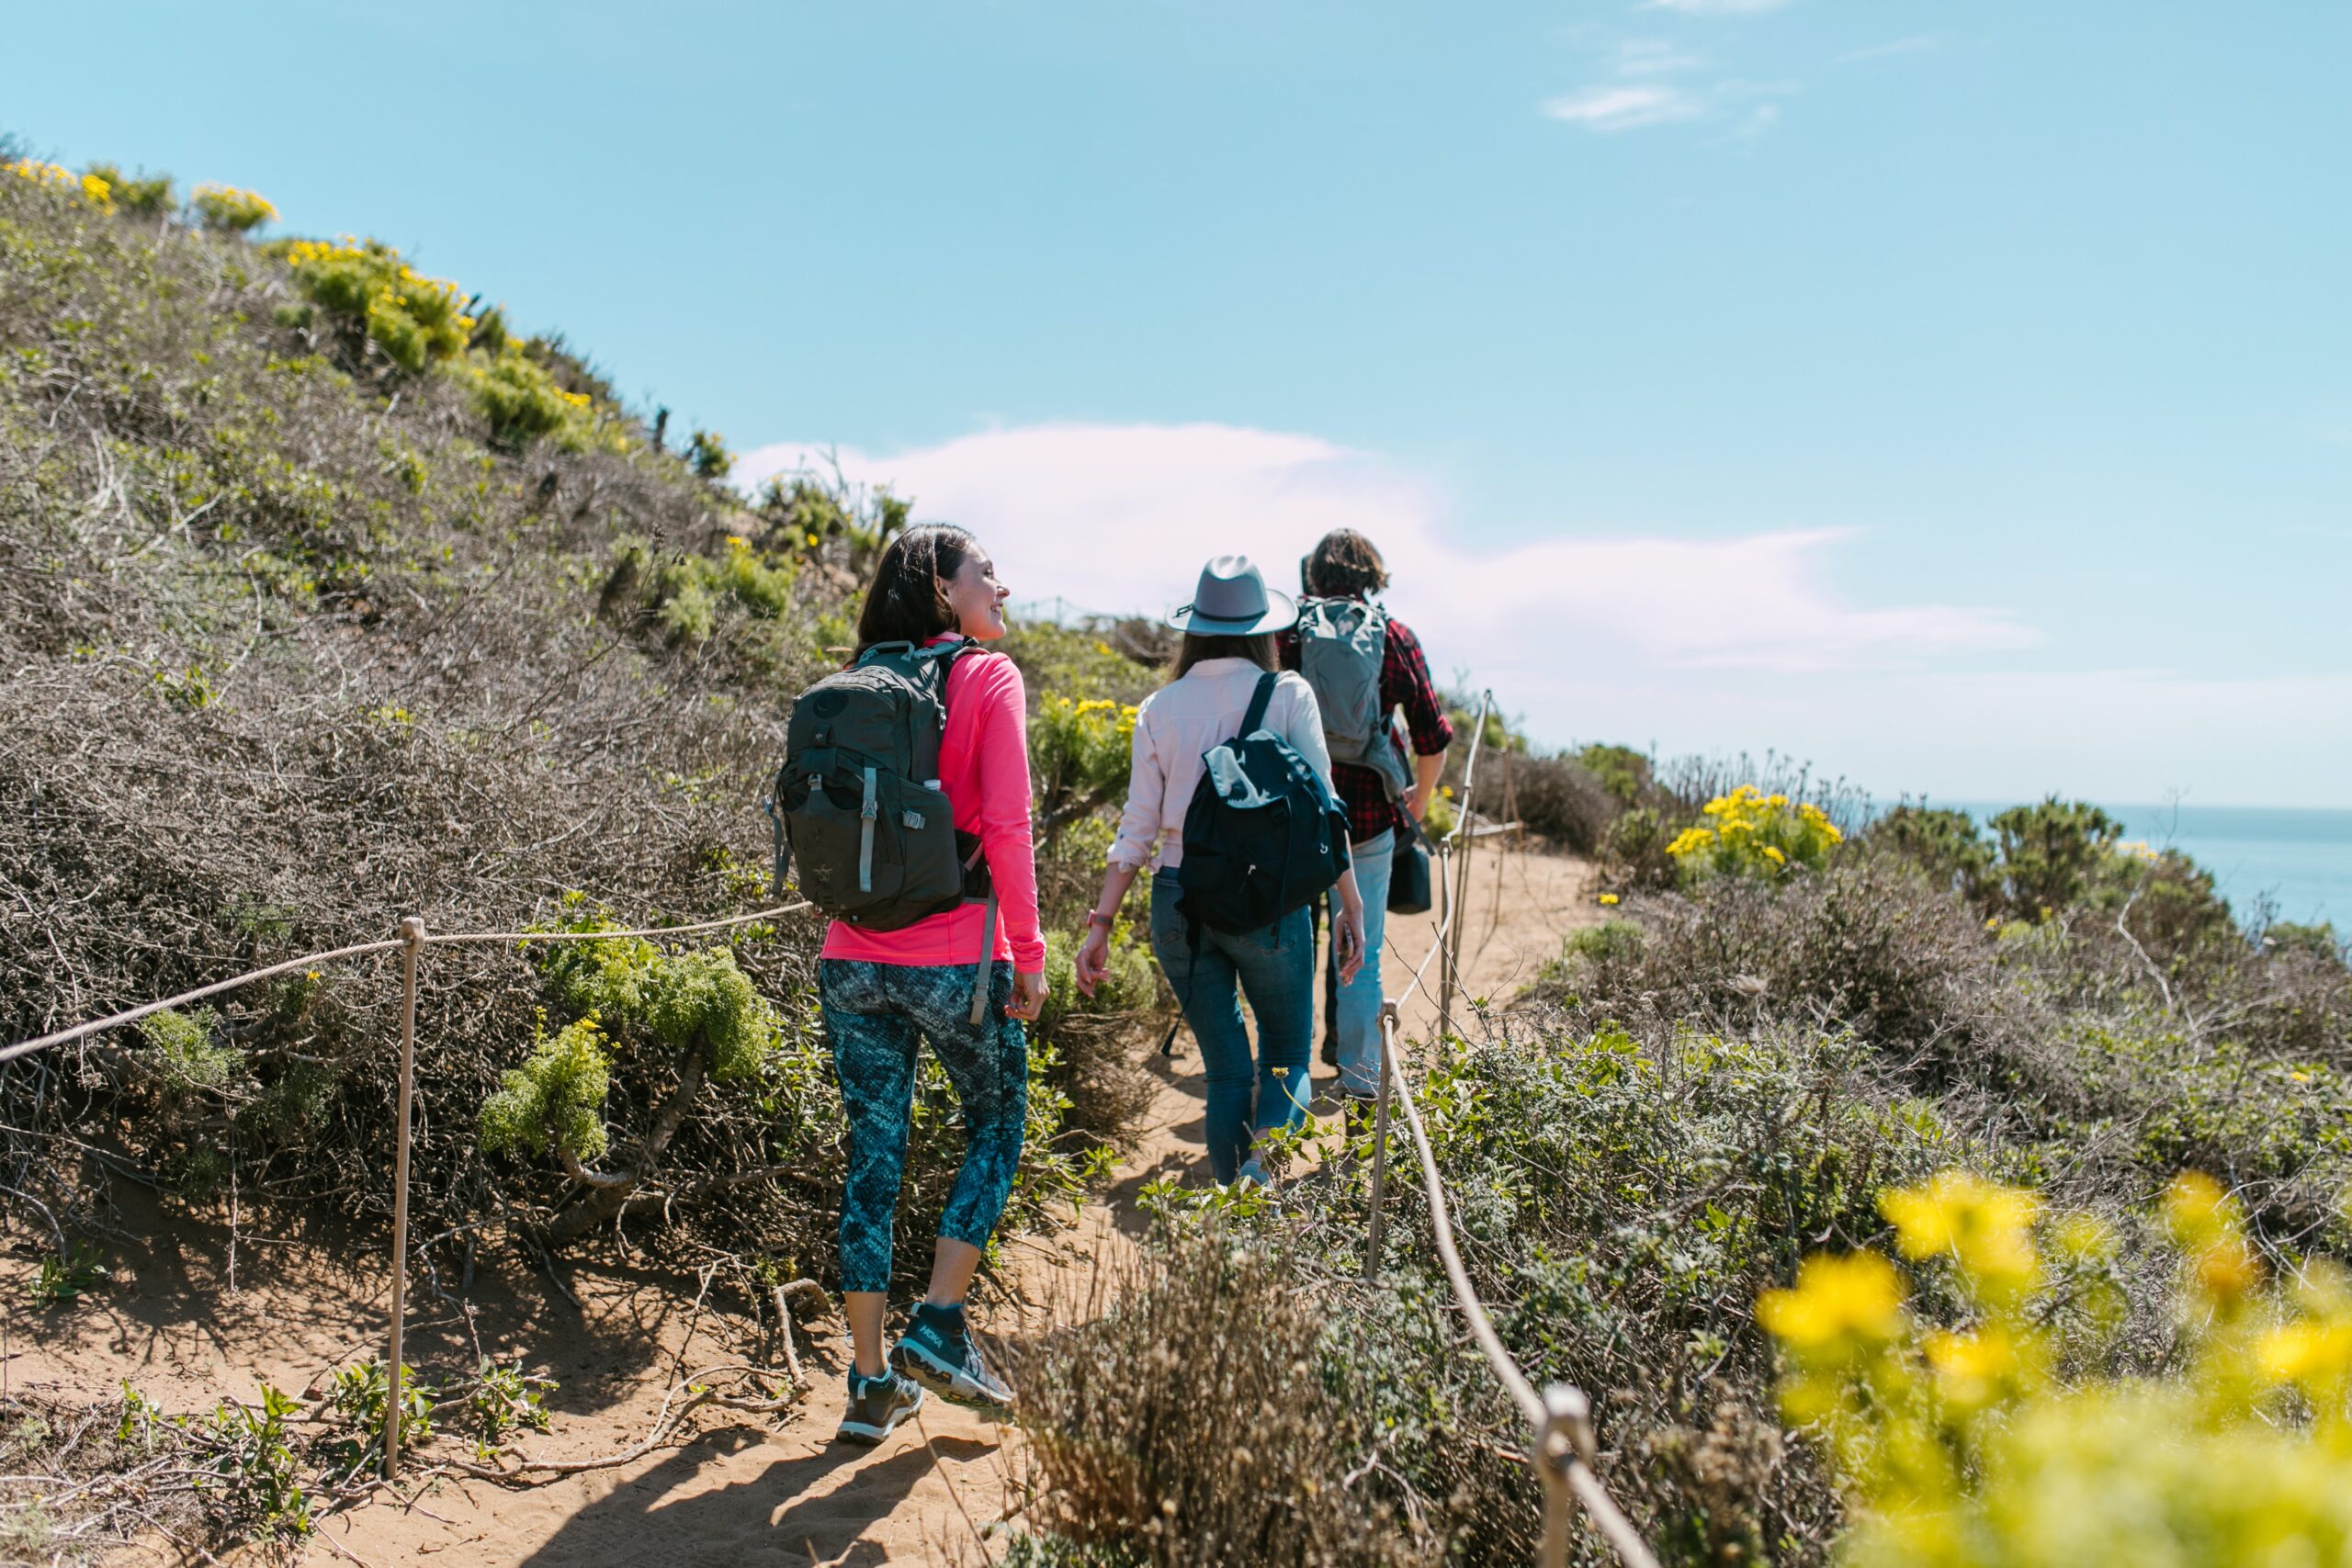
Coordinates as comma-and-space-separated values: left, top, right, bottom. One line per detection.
1758, 1168, 2352, 1564
191, 183, 277, 233
1758, 1251, 1906, 1354
1667, 785, 1845, 882
1881, 1169, 2041, 1299
6, 160, 114, 211
1032, 694, 1142, 815
283, 237, 472, 373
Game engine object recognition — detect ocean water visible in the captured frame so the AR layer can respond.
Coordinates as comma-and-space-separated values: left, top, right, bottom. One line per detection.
1944, 803, 2352, 931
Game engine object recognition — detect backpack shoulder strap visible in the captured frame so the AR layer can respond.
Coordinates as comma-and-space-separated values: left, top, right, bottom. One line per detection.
1241, 670, 1279, 735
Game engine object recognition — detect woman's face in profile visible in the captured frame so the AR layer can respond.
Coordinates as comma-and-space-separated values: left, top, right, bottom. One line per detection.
944, 547, 1009, 640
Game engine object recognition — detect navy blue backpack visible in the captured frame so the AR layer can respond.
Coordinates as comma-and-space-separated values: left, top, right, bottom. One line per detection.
1174, 671, 1352, 935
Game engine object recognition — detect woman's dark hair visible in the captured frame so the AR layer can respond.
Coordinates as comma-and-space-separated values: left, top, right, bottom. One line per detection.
1303, 528, 1389, 600
854, 524, 977, 655
1173, 631, 1276, 679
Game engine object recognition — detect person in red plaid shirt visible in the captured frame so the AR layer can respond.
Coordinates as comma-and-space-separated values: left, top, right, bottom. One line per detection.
1279, 530, 1454, 1098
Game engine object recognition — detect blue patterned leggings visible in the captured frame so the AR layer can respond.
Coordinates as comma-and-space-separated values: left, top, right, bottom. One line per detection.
820, 958, 1028, 1294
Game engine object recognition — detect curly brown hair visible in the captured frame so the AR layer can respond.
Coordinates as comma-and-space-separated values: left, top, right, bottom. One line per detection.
1302, 528, 1389, 599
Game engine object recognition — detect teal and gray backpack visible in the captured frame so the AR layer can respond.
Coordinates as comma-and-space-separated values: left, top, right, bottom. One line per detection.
764, 638, 1000, 1022
1173, 671, 1352, 937
1296, 597, 1410, 799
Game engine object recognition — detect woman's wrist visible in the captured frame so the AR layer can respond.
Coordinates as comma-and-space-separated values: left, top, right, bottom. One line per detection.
1085, 910, 1115, 930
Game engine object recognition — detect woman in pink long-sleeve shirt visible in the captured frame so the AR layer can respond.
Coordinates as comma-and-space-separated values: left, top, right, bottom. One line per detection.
820, 525, 1045, 1445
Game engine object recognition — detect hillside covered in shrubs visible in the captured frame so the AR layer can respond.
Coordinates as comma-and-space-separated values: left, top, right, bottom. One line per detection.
0, 143, 1188, 1542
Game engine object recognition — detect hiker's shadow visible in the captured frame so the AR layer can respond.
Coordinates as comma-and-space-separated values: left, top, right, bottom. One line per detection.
514, 1426, 993, 1568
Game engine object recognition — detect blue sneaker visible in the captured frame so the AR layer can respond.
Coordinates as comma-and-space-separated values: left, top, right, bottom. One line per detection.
892, 1304, 1015, 1416
835, 1368, 924, 1446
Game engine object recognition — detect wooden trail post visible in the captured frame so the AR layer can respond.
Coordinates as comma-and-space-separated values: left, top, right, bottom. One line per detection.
384, 915, 424, 1480
1434, 692, 1493, 1038
1363, 1002, 1399, 1280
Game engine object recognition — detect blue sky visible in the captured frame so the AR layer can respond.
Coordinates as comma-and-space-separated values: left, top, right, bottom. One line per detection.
11, 1, 2348, 806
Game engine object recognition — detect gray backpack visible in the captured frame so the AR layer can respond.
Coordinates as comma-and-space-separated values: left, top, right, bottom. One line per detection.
1296, 598, 1410, 799
764, 639, 1000, 1021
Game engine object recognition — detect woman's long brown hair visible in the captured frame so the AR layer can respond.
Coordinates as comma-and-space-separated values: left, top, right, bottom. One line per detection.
1172, 631, 1276, 679
854, 524, 976, 656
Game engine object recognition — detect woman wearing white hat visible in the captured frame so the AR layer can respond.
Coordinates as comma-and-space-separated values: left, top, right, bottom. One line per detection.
1073, 556, 1367, 1184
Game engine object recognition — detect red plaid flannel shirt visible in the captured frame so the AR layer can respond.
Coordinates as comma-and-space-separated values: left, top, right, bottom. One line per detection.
1280, 609, 1454, 845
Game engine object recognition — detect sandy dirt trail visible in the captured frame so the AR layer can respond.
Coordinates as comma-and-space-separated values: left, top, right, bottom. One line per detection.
8, 842, 1593, 1568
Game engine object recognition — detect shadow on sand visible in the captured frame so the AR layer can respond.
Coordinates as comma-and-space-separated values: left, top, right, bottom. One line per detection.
513, 1424, 996, 1567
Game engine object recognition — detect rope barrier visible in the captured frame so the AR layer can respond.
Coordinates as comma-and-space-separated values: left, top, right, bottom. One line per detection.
1, 894, 815, 1481
1362, 689, 1660, 1568
0, 904, 817, 1066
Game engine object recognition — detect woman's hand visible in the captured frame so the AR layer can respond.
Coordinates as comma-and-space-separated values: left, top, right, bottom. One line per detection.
1006, 968, 1047, 1021
1334, 869, 1368, 987
1073, 926, 1112, 998
1333, 905, 1367, 987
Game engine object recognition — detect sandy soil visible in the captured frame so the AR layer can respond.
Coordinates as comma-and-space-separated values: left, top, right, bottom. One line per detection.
7, 839, 1595, 1567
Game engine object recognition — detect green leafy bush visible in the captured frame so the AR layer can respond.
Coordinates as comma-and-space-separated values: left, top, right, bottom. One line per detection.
462, 1358, 555, 1445
479, 1016, 612, 1161
278, 237, 469, 372
1601, 805, 1679, 891
135, 1006, 241, 1092
189, 184, 276, 234
198, 1385, 311, 1538
462, 347, 599, 450
1987, 798, 2120, 917
1860, 805, 1993, 903
686, 427, 733, 481
325, 1357, 434, 1474
1033, 694, 1139, 844
1578, 741, 1655, 805
82, 162, 175, 217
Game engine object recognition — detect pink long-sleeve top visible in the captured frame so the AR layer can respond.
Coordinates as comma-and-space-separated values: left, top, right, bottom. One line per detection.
819, 637, 1046, 973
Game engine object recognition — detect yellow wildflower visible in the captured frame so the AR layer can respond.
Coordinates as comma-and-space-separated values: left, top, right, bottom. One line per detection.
1926, 1327, 2016, 1409
1666, 827, 1715, 859
1599, 893, 1620, 907
1881, 1171, 2041, 1293
1757, 1251, 1906, 1352
2259, 1320, 2352, 1387
2162, 1171, 2237, 1248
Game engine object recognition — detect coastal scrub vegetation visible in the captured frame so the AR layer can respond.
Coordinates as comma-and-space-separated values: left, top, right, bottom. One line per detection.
9, 136, 2352, 1565
1014, 778, 2350, 1562
0, 140, 1187, 1551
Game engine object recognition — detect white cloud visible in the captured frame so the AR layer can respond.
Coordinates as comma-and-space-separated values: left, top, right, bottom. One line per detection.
736, 422, 2352, 804
1540, 85, 1704, 131
1833, 34, 1949, 65
1544, 29, 1791, 136
737, 419, 2030, 725
1615, 39, 1708, 76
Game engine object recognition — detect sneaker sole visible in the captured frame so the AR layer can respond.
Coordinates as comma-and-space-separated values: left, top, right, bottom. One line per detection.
834, 1382, 924, 1446
891, 1338, 1014, 1419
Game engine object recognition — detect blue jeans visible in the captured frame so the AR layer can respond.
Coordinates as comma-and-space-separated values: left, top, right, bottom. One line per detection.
1334, 829, 1394, 1096
1148, 871, 1315, 1183
820, 959, 1027, 1294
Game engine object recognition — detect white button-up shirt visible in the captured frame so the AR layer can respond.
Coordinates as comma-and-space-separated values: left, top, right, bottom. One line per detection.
1108, 659, 1334, 872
